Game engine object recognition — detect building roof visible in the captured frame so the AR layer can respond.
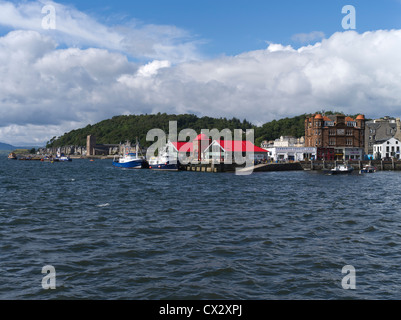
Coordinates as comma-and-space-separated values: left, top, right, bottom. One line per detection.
193, 133, 211, 141
323, 116, 332, 122
374, 137, 401, 145
211, 140, 268, 153
170, 141, 193, 153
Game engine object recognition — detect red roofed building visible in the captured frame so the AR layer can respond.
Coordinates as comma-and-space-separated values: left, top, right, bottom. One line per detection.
193, 134, 212, 161
166, 141, 193, 162
204, 139, 268, 162
166, 134, 267, 163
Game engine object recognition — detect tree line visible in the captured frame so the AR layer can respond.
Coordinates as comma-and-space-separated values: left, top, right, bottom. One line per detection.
46, 111, 358, 148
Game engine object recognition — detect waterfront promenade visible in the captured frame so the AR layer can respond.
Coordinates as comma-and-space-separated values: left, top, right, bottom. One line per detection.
300, 160, 401, 171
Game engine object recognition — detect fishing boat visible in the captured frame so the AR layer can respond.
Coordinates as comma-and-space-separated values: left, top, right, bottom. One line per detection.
326, 163, 354, 175
359, 164, 376, 174
8, 152, 17, 160
113, 139, 147, 169
56, 150, 72, 162
148, 147, 179, 171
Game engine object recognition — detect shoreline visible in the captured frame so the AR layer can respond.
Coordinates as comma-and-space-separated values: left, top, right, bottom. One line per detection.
7, 154, 401, 173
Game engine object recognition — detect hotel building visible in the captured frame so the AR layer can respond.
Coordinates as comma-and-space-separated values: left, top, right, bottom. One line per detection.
305, 114, 366, 161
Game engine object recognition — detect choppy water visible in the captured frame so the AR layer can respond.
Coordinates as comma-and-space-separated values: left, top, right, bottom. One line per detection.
1, 156, 401, 300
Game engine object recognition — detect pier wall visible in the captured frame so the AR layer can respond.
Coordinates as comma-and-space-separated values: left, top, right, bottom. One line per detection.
182, 160, 401, 173
181, 162, 303, 173
300, 160, 401, 171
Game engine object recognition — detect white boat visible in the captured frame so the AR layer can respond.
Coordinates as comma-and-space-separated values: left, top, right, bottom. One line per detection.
8, 152, 17, 160
327, 163, 354, 174
148, 147, 179, 171
360, 165, 376, 174
56, 149, 72, 162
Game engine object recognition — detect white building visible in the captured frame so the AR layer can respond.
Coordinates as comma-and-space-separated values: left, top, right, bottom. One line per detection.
261, 136, 314, 161
373, 137, 401, 160
273, 136, 305, 148
266, 147, 316, 162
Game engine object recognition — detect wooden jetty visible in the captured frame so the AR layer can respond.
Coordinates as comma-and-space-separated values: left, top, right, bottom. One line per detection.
181, 162, 303, 173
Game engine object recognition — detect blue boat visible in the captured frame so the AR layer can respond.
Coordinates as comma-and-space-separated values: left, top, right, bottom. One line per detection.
113, 140, 147, 169
113, 152, 146, 169
148, 147, 179, 171
359, 165, 376, 174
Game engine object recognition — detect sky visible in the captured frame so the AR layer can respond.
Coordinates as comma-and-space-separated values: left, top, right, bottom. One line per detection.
1, 0, 401, 146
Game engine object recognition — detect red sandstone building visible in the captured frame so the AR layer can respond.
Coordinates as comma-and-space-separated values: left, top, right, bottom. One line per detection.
305, 114, 366, 161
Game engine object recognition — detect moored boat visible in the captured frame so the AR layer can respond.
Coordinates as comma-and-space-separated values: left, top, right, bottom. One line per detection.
113, 152, 146, 169
360, 165, 376, 174
148, 148, 179, 171
326, 163, 354, 175
56, 150, 72, 162
56, 155, 72, 162
8, 152, 17, 160
113, 139, 147, 169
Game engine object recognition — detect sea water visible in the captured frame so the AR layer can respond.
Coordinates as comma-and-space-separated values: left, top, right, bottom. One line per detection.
1, 156, 401, 299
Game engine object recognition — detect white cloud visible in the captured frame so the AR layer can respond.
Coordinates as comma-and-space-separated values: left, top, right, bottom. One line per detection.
1, 1, 401, 145
112, 29, 401, 125
136, 60, 172, 77
291, 31, 325, 44
0, 0, 202, 63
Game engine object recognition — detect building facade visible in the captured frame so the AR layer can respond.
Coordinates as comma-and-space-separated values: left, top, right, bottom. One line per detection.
86, 135, 120, 156
373, 137, 401, 160
305, 114, 366, 160
204, 139, 268, 162
267, 147, 316, 162
365, 117, 401, 156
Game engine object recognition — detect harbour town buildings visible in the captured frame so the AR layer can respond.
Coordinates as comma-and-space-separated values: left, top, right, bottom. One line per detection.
304, 114, 366, 161
167, 134, 268, 163
38, 114, 401, 162
373, 137, 401, 160
261, 136, 316, 162
365, 116, 401, 156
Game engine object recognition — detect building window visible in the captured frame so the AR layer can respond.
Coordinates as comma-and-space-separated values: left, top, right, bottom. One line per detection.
346, 138, 353, 146
329, 129, 336, 136
346, 129, 353, 136
329, 138, 336, 146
